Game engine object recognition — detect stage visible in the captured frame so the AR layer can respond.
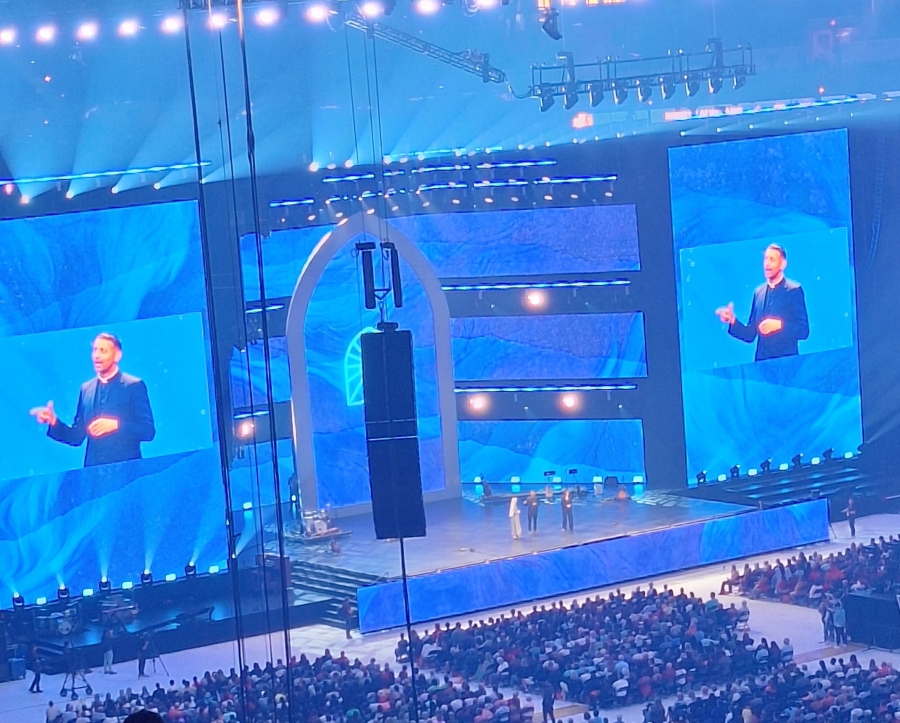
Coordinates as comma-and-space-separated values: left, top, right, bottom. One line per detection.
281, 489, 749, 578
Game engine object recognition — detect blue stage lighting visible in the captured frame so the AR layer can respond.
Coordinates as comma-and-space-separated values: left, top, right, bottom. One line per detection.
0, 27, 16, 45
36, 597, 47, 606
208, 565, 220, 575
140, 570, 153, 585
57, 584, 70, 600
0, 161, 210, 187
185, 563, 197, 578
121, 582, 133, 590
82, 588, 94, 597
12, 593, 24, 609
165, 573, 177, 583
99, 577, 111, 592
76, 22, 99, 41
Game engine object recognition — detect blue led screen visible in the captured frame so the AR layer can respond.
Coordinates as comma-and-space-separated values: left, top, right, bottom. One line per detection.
241, 225, 334, 302
669, 130, 862, 481
387, 205, 640, 277
231, 338, 292, 408
451, 312, 646, 381
0, 201, 227, 602
357, 498, 830, 631
458, 419, 645, 483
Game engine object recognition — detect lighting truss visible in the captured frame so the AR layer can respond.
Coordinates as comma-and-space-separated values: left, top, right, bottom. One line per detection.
344, 13, 508, 84
530, 39, 754, 109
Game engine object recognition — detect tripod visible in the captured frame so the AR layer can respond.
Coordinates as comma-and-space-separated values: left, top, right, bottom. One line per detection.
146, 634, 168, 677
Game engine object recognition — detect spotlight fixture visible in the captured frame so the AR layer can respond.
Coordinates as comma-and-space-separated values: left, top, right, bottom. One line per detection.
12, 593, 24, 609
238, 420, 255, 439
140, 570, 153, 585
822, 447, 834, 462
612, 85, 628, 104
415, 0, 441, 13
359, 0, 384, 18
99, 577, 111, 592
661, 78, 677, 100
729, 464, 740, 479
637, 83, 652, 103
525, 290, 545, 308
540, 7, 562, 41
468, 395, 487, 411
118, 19, 140, 36
733, 74, 747, 90
563, 85, 578, 110
208, 12, 229, 29
255, 7, 281, 25
561, 394, 578, 410
76, 22, 99, 41
35, 25, 56, 43
588, 83, 603, 107
760, 459, 772, 474
185, 563, 197, 578
305, 4, 331, 21
708, 76, 723, 94
57, 584, 70, 601
791, 453, 803, 469
538, 84, 555, 112
696, 470, 707, 485
161, 15, 184, 33
685, 78, 701, 97
0, 27, 16, 44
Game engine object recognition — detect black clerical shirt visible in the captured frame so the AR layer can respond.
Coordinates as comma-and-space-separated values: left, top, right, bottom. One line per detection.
728, 277, 810, 361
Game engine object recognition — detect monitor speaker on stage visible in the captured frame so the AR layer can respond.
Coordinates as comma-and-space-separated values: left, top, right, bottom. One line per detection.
604, 475, 620, 489
361, 323, 426, 540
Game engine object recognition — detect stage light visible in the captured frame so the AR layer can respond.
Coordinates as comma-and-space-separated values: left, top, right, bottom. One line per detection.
748, 468, 758, 476
844, 451, 853, 459
12, 593, 24, 609
733, 75, 746, 90
708, 76, 723, 94
478, 0, 499, 7
822, 447, 834, 462
637, 83, 652, 103
612, 85, 628, 104
99, 577, 111, 592
82, 588, 94, 597
0, 28, 16, 44
525, 290, 545, 308
76, 22, 98, 41
778, 462, 789, 471
791, 453, 803, 469
165, 573, 177, 582
65, 189, 75, 199
121, 581, 133, 590
57, 584, 70, 601
415, 0, 441, 14
760, 459, 771, 474
140, 570, 153, 585
717, 473, 727, 482
209, 12, 229, 30
729, 464, 740, 479
538, 84, 555, 112
540, 8, 562, 41
305, 4, 330, 22
36, 25, 56, 43
588, 83, 603, 107
561, 394, 578, 410
359, 1, 384, 18
811, 457, 821, 465
468, 394, 487, 412
696, 471, 707, 485
661, 79, 676, 100
185, 563, 197, 578
118, 19, 140, 37
255, 7, 280, 25
242, 501, 253, 510
20, 195, 30, 205
238, 420, 255, 439
36, 597, 47, 606
685, 78, 701, 97
563, 86, 579, 110
4, 183, 14, 195
161, 15, 184, 33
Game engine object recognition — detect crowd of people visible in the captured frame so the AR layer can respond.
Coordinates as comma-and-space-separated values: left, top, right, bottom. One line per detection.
719, 536, 900, 645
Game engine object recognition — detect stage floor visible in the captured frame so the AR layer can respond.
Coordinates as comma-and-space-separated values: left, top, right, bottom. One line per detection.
280, 490, 748, 578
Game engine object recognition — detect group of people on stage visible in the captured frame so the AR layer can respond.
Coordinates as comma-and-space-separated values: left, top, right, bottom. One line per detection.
508, 489, 575, 540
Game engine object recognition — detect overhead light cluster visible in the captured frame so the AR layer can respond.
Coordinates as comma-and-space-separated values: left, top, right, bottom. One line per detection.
531, 38, 754, 112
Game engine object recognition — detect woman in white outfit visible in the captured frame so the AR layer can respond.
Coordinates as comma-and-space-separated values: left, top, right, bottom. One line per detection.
509, 496, 522, 539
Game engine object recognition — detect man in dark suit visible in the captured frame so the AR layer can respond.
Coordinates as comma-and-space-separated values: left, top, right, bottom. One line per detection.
715, 244, 810, 361
32, 332, 155, 466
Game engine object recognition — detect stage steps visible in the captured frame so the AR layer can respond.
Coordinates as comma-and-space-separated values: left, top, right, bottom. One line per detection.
290, 561, 384, 628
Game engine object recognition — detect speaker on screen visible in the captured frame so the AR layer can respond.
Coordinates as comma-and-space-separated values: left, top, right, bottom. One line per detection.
361, 323, 426, 540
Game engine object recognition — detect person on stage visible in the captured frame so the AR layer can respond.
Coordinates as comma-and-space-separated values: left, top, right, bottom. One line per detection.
31, 332, 156, 467
561, 489, 574, 532
715, 244, 809, 361
101, 628, 116, 675
525, 491, 539, 533
137, 636, 150, 678
509, 497, 522, 540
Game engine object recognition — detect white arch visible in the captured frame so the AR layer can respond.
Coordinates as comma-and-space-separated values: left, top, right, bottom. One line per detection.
284, 213, 461, 516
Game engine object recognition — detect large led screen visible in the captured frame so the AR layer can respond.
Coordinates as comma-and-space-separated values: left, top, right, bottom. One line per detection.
0, 201, 227, 602
458, 419, 645, 483
451, 312, 647, 381
669, 130, 862, 481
